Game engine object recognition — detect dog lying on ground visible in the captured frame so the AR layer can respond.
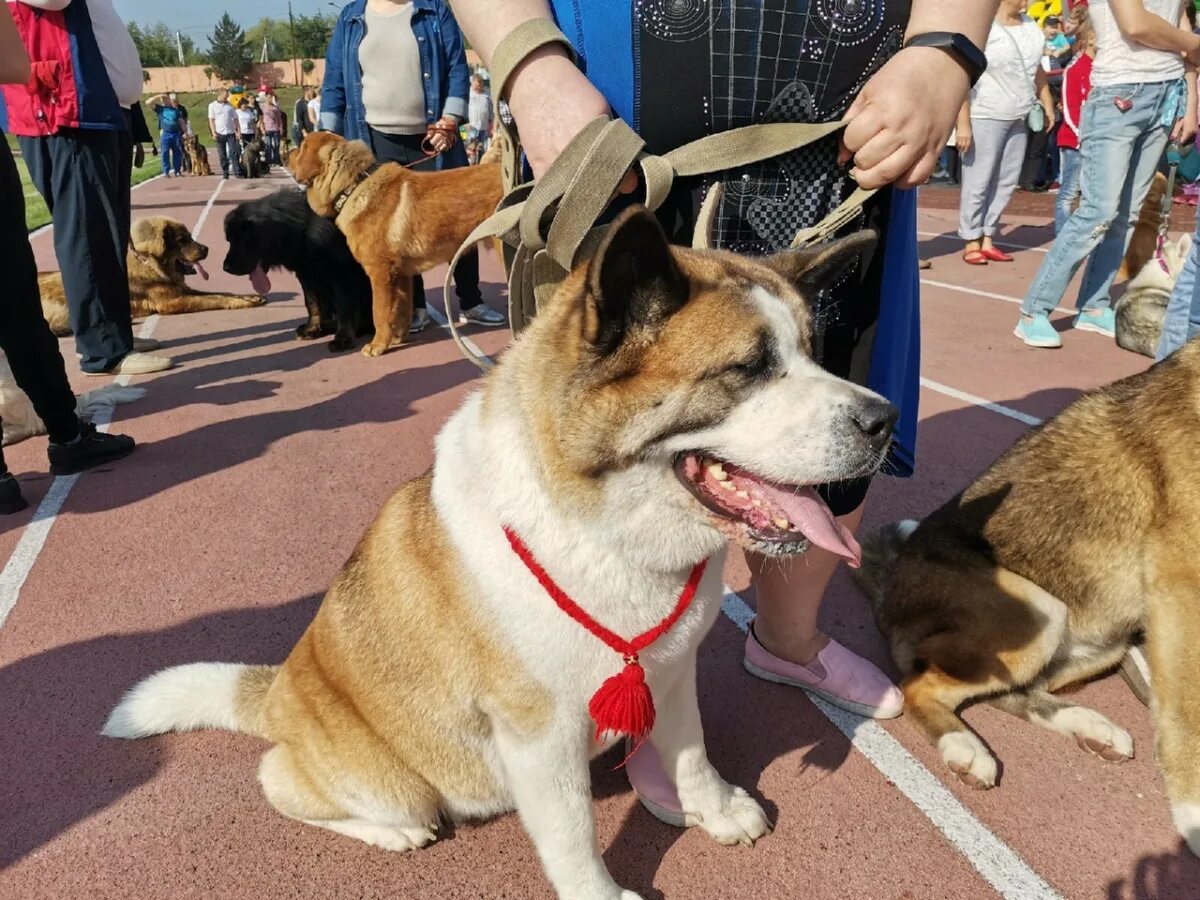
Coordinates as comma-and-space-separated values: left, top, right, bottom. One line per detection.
242, 137, 269, 179
103, 209, 897, 899
1119, 171, 1169, 283
853, 341, 1200, 855
287, 131, 504, 357
223, 189, 373, 352
39, 217, 266, 336
0, 350, 145, 447
184, 133, 212, 176
1115, 232, 1192, 357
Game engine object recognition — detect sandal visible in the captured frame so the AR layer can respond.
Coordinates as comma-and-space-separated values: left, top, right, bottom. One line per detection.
962, 249, 989, 266
980, 246, 1014, 262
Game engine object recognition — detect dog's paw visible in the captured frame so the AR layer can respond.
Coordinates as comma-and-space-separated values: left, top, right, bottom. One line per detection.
295, 323, 325, 341
938, 731, 998, 789
697, 786, 772, 847
361, 340, 390, 358
1055, 707, 1134, 762
328, 336, 355, 353
1172, 802, 1200, 857
239, 296, 267, 308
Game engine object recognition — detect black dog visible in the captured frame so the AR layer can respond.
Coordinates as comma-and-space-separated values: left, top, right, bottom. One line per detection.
223, 189, 372, 352
241, 137, 269, 179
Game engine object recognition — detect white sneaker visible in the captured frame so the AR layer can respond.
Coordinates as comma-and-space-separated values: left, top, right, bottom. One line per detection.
409, 309, 432, 334
84, 351, 175, 377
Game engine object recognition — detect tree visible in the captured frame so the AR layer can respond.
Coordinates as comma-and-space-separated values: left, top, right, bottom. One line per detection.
292, 13, 335, 59
203, 66, 214, 88
301, 59, 316, 78
127, 22, 203, 67
245, 17, 291, 62
208, 13, 253, 81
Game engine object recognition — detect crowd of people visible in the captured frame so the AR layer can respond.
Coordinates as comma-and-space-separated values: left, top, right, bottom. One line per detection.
2, 0, 1200, 864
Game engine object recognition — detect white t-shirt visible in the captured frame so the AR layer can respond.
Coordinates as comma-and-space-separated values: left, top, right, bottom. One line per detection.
308, 97, 321, 129
235, 108, 257, 134
969, 18, 1044, 121
1091, 0, 1186, 87
208, 100, 237, 135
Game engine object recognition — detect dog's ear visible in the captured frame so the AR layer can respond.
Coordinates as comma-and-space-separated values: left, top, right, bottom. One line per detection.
583, 206, 689, 355
130, 218, 166, 257
764, 230, 878, 298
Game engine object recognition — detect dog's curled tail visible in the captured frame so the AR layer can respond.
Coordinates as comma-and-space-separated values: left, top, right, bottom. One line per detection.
102, 663, 279, 741
850, 519, 919, 606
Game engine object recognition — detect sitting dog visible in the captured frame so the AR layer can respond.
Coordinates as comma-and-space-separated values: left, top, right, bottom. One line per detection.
184, 133, 213, 176
39, 217, 266, 336
102, 210, 896, 899
853, 341, 1200, 855
288, 131, 503, 357
0, 350, 145, 447
241, 137, 269, 179
223, 189, 373, 352
1115, 232, 1192, 357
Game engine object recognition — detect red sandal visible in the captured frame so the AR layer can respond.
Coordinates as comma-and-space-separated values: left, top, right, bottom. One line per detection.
981, 246, 1014, 262
962, 249, 989, 266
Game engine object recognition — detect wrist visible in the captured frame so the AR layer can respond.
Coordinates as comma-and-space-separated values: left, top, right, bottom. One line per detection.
506, 45, 577, 107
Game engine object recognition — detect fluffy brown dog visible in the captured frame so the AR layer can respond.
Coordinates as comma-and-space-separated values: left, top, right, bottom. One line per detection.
39, 217, 265, 336
1118, 171, 1168, 283
287, 131, 503, 357
853, 340, 1200, 854
184, 134, 213, 176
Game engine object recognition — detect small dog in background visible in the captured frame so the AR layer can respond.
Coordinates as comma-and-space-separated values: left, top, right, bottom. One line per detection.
184, 134, 212, 176
1119, 171, 1169, 283
0, 351, 145, 447
1115, 232, 1192, 357
242, 137, 269, 179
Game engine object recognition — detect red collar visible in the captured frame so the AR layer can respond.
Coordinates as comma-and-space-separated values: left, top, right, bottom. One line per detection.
503, 526, 708, 743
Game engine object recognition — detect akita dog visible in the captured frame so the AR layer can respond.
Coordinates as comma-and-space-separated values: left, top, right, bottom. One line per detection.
103, 208, 896, 900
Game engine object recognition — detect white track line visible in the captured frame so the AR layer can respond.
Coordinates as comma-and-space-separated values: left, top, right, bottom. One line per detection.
0, 175, 227, 631
425, 304, 491, 363
722, 590, 1062, 900
920, 279, 1076, 317
919, 378, 1045, 427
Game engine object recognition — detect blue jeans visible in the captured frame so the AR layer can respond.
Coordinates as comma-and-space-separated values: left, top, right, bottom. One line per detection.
161, 130, 183, 175
264, 131, 281, 165
1022, 80, 1176, 318
1156, 215, 1200, 359
1055, 147, 1082, 234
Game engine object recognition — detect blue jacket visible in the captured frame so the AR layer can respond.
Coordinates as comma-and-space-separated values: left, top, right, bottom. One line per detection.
546, 1, 920, 476
320, 0, 469, 169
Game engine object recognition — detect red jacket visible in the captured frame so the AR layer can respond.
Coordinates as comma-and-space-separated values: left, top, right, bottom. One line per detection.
1059, 53, 1093, 152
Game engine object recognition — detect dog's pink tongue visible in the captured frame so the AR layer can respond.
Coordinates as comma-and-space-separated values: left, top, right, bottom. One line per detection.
194, 260, 209, 281
764, 484, 863, 567
250, 264, 271, 296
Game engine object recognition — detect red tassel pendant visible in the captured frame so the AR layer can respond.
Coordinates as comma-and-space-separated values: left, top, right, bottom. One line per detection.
587, 656, 655, 741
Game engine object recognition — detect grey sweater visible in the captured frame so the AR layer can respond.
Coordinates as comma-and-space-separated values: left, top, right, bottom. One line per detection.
360, 4, 427, 135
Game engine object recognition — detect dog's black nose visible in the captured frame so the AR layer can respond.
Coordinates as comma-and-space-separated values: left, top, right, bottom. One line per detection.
852, 400, 899, 445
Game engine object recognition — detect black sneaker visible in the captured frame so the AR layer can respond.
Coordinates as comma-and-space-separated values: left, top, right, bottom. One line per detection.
0, 472, 28, 515
48, 422, 136, 476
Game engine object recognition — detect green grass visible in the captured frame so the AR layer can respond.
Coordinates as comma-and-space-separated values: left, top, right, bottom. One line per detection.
15, 87, 305, 232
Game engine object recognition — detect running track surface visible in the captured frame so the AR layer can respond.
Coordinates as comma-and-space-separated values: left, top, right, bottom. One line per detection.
1, 171, 1195, 900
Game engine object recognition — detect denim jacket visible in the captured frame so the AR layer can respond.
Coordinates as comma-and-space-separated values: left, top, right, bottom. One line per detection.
320, 0, 469, 168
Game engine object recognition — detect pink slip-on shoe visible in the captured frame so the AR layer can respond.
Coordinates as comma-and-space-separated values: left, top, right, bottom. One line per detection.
743, 622, 904, 719
624, 740, 691, 827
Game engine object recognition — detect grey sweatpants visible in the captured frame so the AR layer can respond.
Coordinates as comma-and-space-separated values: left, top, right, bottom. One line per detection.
958, 117, 1028, 240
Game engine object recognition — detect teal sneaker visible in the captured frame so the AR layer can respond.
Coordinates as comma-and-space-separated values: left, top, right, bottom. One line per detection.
1074, 307, 1116, 337
1014, 314, 1063, 348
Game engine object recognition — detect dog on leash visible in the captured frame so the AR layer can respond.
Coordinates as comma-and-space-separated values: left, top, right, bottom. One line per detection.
102, 209, 896, 899
1115, 232, 1192, 357
287, 131, 503, 357
853, 340, 1200, 855
0, 351, 145, 447
183, 133, 213, 176
223, 189, 373, 352
241, 137, 269, 179
39, 217, 266, 336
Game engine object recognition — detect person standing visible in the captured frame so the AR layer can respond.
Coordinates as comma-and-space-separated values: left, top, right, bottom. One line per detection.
0, 3, 137, 513
235, 97, 257, 149
207, 88, 242, 179
321, 0, 506, 333
1017, 0, 1199, 348
307, 87, 321, 132
0, 0, 171, 376
153, 92, 185, 177
260, 93, 284, 165
293, 87, 314, 146
466, 73, 492, 163
1056, 21, 1095, 233
453, 0, 997, 863
958, 0, 1056, 265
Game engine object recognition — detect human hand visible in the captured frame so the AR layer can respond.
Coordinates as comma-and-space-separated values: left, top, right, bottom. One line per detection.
839, 45, 972, 189
504, 47, 637, 192
1173, 110, 1198, 146
955, 123, 972, 154
1043, 102, 1057, 133
427, 117, 460, 153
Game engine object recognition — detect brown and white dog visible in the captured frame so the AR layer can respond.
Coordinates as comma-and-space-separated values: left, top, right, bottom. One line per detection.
103, 209, 895, 899
39, 217, 266, 336
286, 131, 503, 358
853, 340, 1200, 855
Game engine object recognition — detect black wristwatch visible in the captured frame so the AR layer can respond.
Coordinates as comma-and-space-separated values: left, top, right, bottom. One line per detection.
902, 32, 988, 87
